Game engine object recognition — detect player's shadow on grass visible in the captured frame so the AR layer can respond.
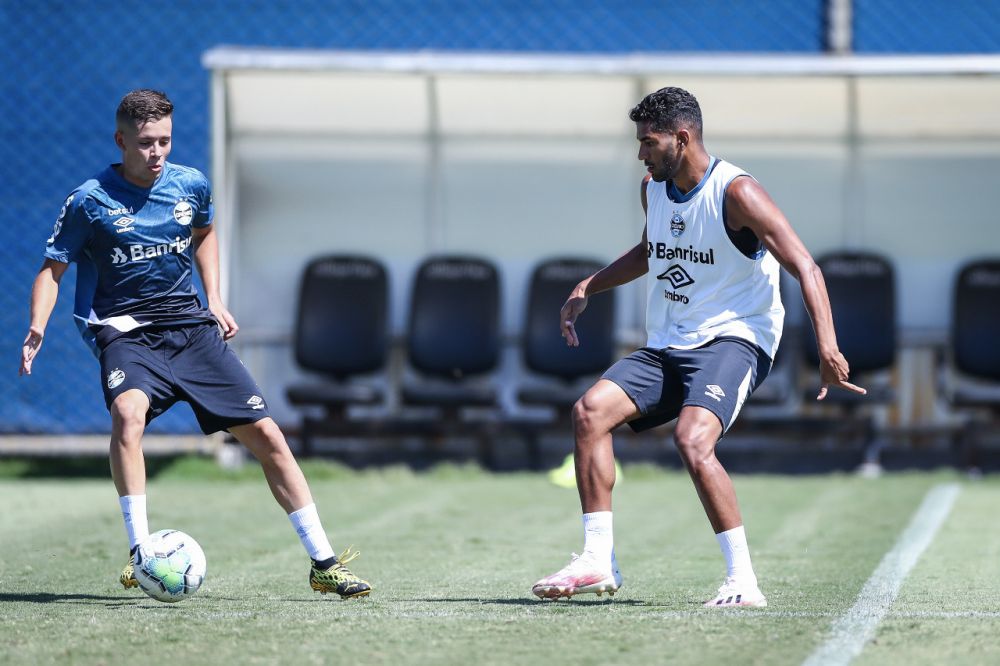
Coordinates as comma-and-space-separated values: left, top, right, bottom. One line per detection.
415, 597, 649, 607
0, 592, 134, 606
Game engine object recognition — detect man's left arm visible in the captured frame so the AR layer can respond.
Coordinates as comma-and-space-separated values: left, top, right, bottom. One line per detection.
724, 176, 865, 400
192, 224, 239, 340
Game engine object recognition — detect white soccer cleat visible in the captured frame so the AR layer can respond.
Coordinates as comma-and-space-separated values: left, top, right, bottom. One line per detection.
531, 553, 622, 600
703, 577, 767, 608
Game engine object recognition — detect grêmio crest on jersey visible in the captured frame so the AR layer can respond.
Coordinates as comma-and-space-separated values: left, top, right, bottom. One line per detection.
670, 211, 685, 237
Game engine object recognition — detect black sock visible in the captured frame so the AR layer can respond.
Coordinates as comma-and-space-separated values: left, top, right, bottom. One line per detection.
313, 555, 338, 569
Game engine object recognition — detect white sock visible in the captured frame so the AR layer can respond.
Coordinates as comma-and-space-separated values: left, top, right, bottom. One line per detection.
581, 511, 614, 564
119, 495, 149, 550
716, 525, 757, 584
288, 503, 336, 562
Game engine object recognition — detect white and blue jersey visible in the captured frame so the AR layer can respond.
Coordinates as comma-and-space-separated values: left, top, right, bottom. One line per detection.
45, 162, 217, 351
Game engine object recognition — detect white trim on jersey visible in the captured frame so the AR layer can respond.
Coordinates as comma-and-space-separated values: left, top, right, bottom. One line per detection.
86, 310, 149, 333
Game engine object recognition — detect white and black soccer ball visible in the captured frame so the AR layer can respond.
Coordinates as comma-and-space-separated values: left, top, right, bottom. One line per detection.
133, 529, 207, 603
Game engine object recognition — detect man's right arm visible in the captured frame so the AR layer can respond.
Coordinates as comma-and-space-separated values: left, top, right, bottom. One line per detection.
560, 176, 651, 347
20, 259, 69, 376
584, 173, 651, 296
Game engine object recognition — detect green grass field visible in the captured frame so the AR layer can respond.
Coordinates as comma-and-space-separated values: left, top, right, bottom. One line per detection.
1, 460, 998, 665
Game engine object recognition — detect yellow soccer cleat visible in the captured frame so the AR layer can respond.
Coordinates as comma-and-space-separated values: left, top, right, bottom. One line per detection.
309, 547, 372, 599
120, 549, 139, 589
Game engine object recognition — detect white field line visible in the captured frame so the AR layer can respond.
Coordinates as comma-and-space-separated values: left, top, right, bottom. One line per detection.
802, 483, 961, 666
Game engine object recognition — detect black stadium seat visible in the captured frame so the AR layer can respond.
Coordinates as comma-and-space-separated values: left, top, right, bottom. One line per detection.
512, 257, 614, 468
803, 251, 897, 401
952, 259, 1000, 385
401, 255, 501, 408
945, 259, 1000, 469
801, 251, 897, 466
285, 255, 390, 455
518, 257, 614, 407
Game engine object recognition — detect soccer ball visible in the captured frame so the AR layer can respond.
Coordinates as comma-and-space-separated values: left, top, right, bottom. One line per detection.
133, 529, 207, 603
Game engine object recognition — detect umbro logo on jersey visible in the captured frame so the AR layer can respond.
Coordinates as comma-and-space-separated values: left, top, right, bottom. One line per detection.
657, 264, 695, 289
704, 385, 725, 402
113, 217, 135, 234
247, 395, 265, 410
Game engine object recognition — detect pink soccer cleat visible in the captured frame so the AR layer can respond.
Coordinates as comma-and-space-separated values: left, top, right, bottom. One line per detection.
531, 553, 622, 600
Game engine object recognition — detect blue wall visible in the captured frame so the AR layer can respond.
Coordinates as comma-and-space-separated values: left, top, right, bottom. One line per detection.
855, 0, 1000, 53
2, 0, 996, 433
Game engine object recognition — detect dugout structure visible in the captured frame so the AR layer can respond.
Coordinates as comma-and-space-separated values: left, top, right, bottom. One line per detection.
202, 49, 1000, 430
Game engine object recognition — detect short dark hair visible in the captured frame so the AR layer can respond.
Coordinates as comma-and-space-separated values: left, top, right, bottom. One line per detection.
628, 87, 703, 136
116, 89, 173, 130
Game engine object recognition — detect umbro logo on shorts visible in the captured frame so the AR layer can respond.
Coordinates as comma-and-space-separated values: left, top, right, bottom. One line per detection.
704, 384, 725, 402
247, 395, 265, 410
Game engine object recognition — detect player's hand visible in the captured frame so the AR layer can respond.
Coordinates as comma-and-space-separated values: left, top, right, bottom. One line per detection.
559, 293, 588, 347
817, 349, 866, 400
20, 326, 44, 376
209, 304, 239, 340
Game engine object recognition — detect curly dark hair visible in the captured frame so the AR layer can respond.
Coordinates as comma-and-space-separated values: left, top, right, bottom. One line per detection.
116, 89, 173, 129
628, 87, 703, 136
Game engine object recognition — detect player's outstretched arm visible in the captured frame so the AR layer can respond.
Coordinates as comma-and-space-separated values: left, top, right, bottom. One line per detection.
561, 176, 652, 347
192, 224, 239, 340
21, 259, 69, 376
561, 235, 648, 347
723, 177, 866, 400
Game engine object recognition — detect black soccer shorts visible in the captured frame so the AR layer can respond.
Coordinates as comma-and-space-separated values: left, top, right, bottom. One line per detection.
602, 336, 772, 433
99, 321, 270, 434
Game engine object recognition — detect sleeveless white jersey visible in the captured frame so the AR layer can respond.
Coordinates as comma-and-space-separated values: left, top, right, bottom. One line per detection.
644, 158, 783, 358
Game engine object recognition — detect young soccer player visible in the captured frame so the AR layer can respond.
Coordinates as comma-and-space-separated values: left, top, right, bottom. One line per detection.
20, 89, 371, 599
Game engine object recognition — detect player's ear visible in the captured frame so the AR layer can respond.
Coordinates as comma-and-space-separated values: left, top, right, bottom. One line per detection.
676, 128, 690, 149
114, 130, 125, 150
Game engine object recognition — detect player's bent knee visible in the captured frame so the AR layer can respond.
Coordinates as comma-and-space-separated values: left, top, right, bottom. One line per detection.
250, 416, 284, 440
110, 392, 148, 431
240, 418, 291, 454
571, 397, 603, 439
673, 427, 717, 466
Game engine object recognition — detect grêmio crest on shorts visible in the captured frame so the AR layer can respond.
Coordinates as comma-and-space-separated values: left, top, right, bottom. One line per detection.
44, 162, 218, 353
